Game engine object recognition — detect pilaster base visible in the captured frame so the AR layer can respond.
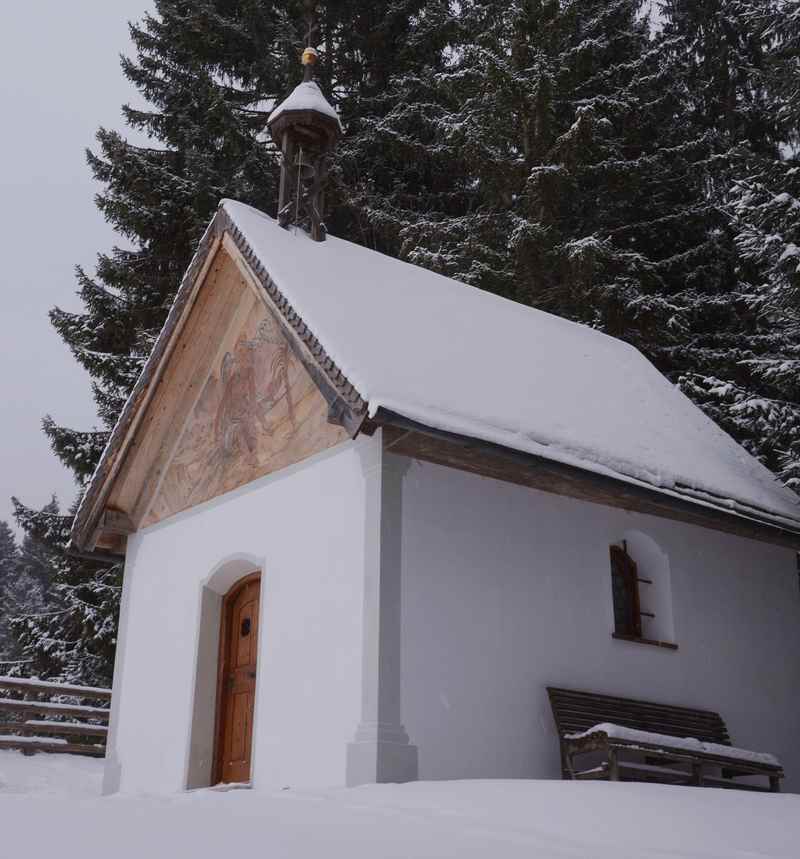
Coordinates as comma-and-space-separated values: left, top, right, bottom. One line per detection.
346, 723, 418, 786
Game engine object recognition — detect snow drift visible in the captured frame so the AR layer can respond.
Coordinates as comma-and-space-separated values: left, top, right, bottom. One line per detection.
1, 750, 798, 859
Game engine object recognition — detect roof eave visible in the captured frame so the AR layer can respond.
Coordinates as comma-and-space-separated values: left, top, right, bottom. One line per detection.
373, 408, 800, 552
71, 215, 225, 554
73, 201, 800, 556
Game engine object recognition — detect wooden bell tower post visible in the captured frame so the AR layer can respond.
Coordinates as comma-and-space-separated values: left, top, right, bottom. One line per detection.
267, 3, 341, 242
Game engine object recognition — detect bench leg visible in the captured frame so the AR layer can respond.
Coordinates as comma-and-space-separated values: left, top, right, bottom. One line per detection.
769, 776, 781, 793
559, 744, 570, 780
691, 762, 704, 787
608, 749, 620, 782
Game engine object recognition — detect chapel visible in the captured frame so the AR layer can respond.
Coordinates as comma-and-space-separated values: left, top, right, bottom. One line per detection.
73, 27, 800, 795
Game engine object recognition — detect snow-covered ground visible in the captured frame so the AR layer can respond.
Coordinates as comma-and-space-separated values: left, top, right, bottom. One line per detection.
1, 750, 798, 859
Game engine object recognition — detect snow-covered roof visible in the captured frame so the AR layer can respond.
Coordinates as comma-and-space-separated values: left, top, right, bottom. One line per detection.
267, 80, 341, 129
222, 200, 800, 530
72, 198, 800, 552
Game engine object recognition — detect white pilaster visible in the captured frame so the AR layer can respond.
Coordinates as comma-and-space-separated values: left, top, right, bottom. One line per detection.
346, 430, 418, 785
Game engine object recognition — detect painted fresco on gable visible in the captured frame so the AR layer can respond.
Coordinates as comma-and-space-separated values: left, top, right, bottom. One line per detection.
145, 298, 348, 526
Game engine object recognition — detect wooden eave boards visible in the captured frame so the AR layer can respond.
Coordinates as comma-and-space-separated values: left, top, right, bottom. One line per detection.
376, 412, 800, 551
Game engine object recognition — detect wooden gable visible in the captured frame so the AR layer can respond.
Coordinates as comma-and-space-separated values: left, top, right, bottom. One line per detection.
144, 276, 347, 527
94, 240, 348, 550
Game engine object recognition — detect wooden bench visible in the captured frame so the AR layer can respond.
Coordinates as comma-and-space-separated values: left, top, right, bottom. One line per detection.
547, 687, 784, 793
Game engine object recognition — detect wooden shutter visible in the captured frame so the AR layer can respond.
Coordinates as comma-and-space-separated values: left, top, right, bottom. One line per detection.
609, 543, 642, 637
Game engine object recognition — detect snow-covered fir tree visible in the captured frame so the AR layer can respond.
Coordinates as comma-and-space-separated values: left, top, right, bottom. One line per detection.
46, 0, 456, 451
360, 2, 738, 363
7, 498, 119, 687
330, 0, 457, 254
727, 0, 800, 316
0, 521, 21, 659
341, 0, 523, 293
0, 514, 57, 669
49, 1, 288, 441
659, 0, 780, 154
731, 0, 800, 311
702, 0, 800, 488
38, 0, 466, 472
14, 0, 464, 681
667, 0, 800, 483
509, 0, 731, 353
353, 0, 800, 490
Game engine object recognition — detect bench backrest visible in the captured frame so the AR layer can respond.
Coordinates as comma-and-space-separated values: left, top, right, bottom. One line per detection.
547, 686, 731, 746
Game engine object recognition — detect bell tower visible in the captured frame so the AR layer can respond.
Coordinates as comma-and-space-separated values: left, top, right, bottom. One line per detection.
267, 2, 341, 242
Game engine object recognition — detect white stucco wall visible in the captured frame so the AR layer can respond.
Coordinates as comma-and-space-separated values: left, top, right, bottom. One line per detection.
107, 432, 800, 795
393, 455, 800, 792
107, 438, 372, 794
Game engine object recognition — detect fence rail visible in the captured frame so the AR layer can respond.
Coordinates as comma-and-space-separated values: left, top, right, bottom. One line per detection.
0, 675, 111, 758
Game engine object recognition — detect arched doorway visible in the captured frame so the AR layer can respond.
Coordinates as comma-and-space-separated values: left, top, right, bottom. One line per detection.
213, 572, 261, 784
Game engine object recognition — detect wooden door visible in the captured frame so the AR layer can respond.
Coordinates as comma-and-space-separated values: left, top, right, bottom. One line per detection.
214, 573, 260, 784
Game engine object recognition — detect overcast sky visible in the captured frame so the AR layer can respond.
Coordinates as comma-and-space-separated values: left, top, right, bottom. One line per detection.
0, 2, 152, 535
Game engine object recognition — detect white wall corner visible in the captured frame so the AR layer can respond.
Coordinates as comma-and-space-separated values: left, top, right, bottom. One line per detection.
101, 535, 139, 795
101, 753, 123, 796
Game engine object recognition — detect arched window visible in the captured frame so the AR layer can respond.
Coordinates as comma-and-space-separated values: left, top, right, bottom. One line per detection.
609, 532, 676, 650
609, 541, 642, 638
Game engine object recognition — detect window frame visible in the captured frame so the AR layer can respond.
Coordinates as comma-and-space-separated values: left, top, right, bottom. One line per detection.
609, 541, 642, 638
608, 539, 678, 651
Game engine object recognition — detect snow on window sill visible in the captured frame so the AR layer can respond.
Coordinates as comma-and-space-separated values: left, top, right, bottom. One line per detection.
612, 632, 678, 651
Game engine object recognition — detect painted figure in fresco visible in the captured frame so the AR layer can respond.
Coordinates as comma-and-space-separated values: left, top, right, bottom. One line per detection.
215, 317, 297, 465
252, 315, 297, 430
152, 312, 304, 518
216, 347, 269, 464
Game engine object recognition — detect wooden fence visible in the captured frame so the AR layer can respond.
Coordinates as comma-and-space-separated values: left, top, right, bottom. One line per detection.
0, 675, 111, 757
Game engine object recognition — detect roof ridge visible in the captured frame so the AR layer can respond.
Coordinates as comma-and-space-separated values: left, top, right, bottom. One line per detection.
219, 200, 640, 356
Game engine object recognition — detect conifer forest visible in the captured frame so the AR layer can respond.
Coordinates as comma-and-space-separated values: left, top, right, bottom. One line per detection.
1, 0, 799, 684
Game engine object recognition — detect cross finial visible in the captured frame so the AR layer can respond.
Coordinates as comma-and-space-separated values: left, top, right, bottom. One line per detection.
302, 0, 319, 82
304, 1, 318, 47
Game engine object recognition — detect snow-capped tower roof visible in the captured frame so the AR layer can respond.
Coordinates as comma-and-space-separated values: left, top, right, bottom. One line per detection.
267, 77, 342, 133
266, 31, 341, 243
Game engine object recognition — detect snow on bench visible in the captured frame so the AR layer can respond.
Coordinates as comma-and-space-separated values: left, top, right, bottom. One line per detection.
565, 724, 781, 768
547, 686, 784, 792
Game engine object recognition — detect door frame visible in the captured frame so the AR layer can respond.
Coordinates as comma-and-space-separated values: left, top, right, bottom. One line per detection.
212, 570, 262, 785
